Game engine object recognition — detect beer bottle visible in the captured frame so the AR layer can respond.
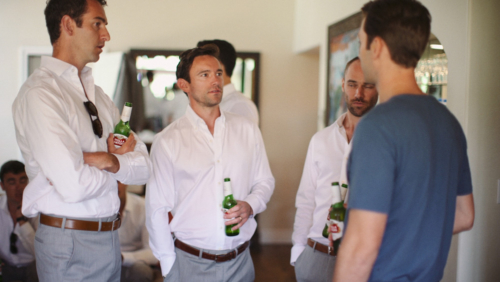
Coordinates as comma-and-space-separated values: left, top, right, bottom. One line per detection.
222, 178, 240, 236
113, 102, 132, 148
321, 182, 346, 255
342, 183, 349, 208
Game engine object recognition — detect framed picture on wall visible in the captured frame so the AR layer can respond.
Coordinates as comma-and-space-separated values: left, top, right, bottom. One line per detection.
325, 12, 363, 126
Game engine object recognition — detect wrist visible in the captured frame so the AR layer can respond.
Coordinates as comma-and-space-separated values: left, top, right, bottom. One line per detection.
106, 153, 120, 173
17, 216, 28, 225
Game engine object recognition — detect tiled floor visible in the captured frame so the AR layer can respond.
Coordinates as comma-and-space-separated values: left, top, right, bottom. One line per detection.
250, 244, 296, 282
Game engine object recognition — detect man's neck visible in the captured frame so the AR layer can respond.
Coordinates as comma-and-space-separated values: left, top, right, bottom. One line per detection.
191, 104, 221, 135
376, 66, 424, 103
52, 44, 85, 76
343, 112, 361, 143
7, 199, 19, 216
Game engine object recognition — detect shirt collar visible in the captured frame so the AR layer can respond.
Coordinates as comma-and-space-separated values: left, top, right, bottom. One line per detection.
335, 112, 348, 128
40, 56, 93, 79
185, 105, 226, 130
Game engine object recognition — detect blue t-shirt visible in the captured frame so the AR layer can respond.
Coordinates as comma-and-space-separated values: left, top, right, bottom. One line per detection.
347, 94, 472, 282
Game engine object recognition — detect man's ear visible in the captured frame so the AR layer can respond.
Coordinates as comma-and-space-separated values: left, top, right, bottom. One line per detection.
177, 78, 190, 95
60, 15, 75, 36
341, 77, 346, 93
370, 37, 384, 60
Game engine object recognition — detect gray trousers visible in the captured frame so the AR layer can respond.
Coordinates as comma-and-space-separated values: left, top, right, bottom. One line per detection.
2, 260, 38, 282
164, 244, 255, 282
34, 216, 121, 282
294, 244, 337, 282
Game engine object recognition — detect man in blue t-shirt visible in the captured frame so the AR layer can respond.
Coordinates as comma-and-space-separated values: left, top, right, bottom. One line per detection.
332, 1, 475, 281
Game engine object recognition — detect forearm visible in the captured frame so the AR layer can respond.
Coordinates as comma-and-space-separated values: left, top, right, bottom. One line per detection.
453, 194, 474, 234
333, 209, 387, 282
122, 248, 157, 267
333, 238, 378, 282
83, 152, 120, 173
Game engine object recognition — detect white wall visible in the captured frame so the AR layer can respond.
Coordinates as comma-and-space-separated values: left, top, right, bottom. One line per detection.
459, 0, 500, 281
294, 0, 500, 280
0, 0, 320, 243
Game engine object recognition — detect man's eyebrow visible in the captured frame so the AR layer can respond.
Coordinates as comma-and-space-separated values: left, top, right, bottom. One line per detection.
197, 70, 210, 75
95, 17, 108, 25
347, 79, 358, 83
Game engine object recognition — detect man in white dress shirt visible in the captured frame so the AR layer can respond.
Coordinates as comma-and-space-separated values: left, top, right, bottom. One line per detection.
0, 161, 38, 282
12, 0, 151, 281
291, 57, 378, 282
146, 45, 275, 281
117, 182, 158, 282
197, 39, 259, 125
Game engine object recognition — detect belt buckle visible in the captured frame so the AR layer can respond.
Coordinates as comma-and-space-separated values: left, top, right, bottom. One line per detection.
328, 246, 333, 255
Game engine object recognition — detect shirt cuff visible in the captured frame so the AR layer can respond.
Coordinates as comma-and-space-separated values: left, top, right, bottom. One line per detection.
121, 252, 135, 267
243, 194, 264, 215
111, 153, 129, 182
290, 244, 306, 266
15, 221, 35, 237
160, 254, 177, 277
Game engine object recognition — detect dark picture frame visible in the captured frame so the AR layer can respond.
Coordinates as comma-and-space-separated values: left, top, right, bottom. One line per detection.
325, 12, 363, 126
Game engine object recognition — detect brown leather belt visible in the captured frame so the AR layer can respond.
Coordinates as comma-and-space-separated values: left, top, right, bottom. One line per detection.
40, 214, 121, 231
174, 239, 250, 263
307, 238, 335, 256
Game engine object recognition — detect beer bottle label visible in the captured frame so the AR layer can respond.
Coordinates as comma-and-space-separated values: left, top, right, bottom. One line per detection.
326, 219, 344, 241
221, 208, 233, 222
113, 133, 128, 148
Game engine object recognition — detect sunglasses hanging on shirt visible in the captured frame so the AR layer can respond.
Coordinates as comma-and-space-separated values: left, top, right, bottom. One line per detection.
84, 101, 103, 138
10, 232, 18, 254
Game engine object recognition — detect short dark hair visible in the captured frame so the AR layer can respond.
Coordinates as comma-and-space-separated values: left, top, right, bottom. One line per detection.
197, 40, 236, 77
0, 161, 25, 183
176, 44, 220, 83
361, 0, 431, 68
45, 0, 108, 44
344, 57, 360, 78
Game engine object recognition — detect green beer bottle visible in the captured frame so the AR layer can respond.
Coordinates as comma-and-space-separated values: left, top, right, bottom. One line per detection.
222, 178, 240, 236
321, 182, 346, 255
113, 102, 132, 148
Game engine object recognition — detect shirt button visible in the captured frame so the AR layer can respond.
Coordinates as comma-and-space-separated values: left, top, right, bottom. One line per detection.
217, 160, 220, 163
218, 182, 221, 185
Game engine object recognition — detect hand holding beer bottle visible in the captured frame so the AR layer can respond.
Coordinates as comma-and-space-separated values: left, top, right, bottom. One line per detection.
107, 102, 136, 155
114, 102, 132, 148
222, 178, 240, 236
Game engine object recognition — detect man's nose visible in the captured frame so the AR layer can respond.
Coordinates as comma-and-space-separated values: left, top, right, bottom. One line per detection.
101, 26, 111, 42
355, 86, 364, 98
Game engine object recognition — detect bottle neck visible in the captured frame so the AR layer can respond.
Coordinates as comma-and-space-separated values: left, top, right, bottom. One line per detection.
121, 106, 132, 122
223, 181, 233, 197
331, 185, 341, 204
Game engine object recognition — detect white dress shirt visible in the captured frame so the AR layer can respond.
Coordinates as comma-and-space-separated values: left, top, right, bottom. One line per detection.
220, 83, 259, 125
291, 113, 349, 265
146, 106, 274, 276
12, 56, 151, 218
0, 196, 38, 266
119, 192, 157, 267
